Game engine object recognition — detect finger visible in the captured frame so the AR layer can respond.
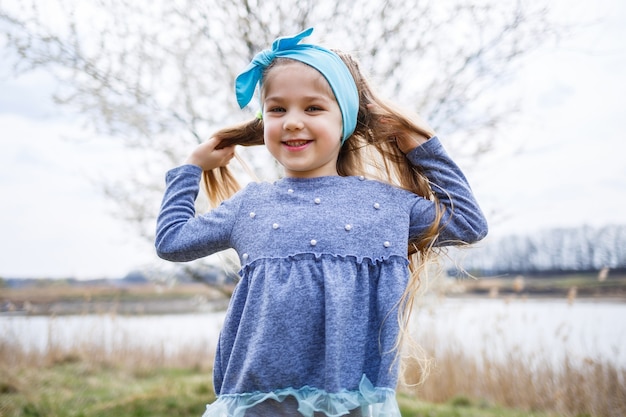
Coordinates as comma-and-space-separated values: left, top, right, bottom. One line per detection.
206, 137, 222, 150
213, 137, 234, 150
216, 146, 236, 165
218, 145, 236, 157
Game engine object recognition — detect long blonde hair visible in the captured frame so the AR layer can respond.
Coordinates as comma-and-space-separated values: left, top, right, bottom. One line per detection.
204, 52, 445, 380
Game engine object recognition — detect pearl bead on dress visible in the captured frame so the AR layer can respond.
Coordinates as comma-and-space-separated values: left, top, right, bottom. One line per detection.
243, 183, 399, 255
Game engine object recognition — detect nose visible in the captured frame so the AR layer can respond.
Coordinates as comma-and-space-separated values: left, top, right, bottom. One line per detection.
283, 112, 304, 131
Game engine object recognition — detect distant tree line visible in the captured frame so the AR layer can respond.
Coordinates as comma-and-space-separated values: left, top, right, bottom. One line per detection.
454, 224, 626, 276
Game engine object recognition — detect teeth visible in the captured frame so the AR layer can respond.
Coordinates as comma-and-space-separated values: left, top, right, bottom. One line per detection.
285, 140, 309, 147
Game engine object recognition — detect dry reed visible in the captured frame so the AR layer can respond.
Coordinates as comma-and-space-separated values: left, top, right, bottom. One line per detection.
403, 340, 626, 417
1, 307, 624, 417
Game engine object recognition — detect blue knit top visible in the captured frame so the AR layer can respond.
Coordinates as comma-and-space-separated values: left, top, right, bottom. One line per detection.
155, 137, 487, 417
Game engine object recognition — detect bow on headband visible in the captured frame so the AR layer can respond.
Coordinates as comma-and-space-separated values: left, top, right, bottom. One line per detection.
235, 28, 359, 144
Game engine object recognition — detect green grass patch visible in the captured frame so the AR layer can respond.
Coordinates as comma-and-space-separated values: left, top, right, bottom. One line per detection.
0, 362, 565, 417
0, 364, 213, 417
396, 393, 559, 417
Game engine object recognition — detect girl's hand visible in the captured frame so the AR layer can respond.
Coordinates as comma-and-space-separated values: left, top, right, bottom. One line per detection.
185, 137, 236, 171
394, 131, 431, 154
367, 103, 434, 154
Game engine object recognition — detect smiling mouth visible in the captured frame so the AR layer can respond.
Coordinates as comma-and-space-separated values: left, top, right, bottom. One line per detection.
283, 140, 312, 147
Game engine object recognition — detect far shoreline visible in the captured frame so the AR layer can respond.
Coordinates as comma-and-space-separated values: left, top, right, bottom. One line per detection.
2, 271, 626, 316
2, 292, 625, 317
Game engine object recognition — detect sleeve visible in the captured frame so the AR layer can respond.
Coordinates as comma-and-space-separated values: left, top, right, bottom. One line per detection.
154, 164, 242, 262
406, 136, 488, 246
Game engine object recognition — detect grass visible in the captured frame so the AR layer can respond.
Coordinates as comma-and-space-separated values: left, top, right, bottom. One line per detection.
0, 363, 213, 417
0, 361, 562, 417
397, 393, 557, 417
2, 334, 622, 417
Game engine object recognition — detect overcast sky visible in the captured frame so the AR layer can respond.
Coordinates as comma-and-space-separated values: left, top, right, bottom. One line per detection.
1, 1, 625, 279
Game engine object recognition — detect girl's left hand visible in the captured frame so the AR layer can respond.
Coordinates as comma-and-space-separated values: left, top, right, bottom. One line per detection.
185, 137, 236, 171
394, 131, 431, 154
367, 103, 434, 154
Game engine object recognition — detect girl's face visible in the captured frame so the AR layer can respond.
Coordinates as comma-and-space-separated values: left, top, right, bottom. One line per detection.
261, 61, 343, 178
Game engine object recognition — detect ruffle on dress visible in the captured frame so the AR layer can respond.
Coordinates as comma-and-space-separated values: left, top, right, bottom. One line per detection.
201, 374, 401, 417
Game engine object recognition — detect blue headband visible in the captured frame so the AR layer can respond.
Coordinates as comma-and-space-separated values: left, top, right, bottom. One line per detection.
235, 28, 359, 144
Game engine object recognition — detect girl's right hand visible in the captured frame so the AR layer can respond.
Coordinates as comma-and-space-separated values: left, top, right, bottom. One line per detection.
185, 137, 236, 171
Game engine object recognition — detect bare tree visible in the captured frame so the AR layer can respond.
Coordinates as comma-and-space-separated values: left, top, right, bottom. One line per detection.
0, 0, 559, 280
455, 224, 626, 275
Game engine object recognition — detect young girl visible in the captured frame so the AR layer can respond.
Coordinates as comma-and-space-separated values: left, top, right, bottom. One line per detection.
156, 28, 487, 417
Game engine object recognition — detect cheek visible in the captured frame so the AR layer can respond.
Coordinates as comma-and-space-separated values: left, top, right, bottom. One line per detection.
331, 110, 343, 138
263, 119, 279, 140
263, 121, 281, 154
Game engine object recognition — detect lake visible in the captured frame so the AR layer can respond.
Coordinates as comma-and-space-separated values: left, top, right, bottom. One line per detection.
2, 297, 624, 368
412, 297, 626, 367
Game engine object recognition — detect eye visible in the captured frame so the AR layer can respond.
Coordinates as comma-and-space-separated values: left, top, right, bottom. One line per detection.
306, 105, 324, 112
267, 106, 285, 113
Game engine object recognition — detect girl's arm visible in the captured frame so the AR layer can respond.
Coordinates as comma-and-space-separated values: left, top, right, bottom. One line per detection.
155, 139, 239, 261
406, 137, 488, 246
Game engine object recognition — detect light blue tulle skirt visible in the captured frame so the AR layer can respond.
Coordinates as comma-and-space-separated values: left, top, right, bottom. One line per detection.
201, 374, 401, 417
